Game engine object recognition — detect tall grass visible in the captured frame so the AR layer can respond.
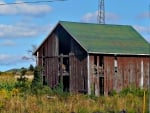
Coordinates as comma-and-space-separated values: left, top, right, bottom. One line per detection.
0, 93, 148, 113
0, 73, 149, 113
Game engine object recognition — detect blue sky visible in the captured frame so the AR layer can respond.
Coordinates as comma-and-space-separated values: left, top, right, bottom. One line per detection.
0, 0, 149, 71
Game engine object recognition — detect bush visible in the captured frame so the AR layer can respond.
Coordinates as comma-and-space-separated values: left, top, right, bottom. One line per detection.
0, 82, 15, 91
31, 66, 43, 95
52, 82, 69, 98
15, 68, 29, 92
77, 107, 90, 113
108, 90, 117, 96
28, 64, 34, 71
119, 86, 146, 97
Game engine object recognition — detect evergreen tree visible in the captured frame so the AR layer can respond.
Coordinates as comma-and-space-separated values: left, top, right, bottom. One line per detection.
31, 66, 43, 94
15, 68, 28, 92
28, 64, 34, 71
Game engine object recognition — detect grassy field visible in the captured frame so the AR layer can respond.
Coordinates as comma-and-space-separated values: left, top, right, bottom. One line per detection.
0, 73, 149, 113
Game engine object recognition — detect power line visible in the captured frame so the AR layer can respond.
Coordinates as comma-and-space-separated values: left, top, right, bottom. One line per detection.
0, 0, 67, 5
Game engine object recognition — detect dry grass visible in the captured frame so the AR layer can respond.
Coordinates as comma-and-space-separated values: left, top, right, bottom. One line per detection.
0, 92, 148, 113
0, 74, 149, 113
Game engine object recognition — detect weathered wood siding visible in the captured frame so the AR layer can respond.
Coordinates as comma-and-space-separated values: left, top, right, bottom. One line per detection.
90, 55, 149, 96
37, 24, 88, 92
104, 56, 149, 95
69, 53, 87, 93
116, 56, 149, 90
69, 34, 88, 93
37, 32, 59, 88
104, 56, 114, 95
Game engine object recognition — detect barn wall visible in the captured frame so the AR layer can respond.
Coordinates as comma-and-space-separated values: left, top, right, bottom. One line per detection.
90, 55, 98, 95
104, 56, 114, 95
37, 32, 59, 88
104, 56, 149, 95
116, 56, 149, 90
90, 55, 149, 96
69, 37, 88, 93
69, 53, 87, 93
89, 54, 105, 96
37, 25, 88, 92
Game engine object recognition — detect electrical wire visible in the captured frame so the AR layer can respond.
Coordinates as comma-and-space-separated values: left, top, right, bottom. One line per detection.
0, 0, 67, 5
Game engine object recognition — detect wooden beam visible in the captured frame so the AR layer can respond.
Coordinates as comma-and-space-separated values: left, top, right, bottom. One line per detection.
87, 54, 91, 95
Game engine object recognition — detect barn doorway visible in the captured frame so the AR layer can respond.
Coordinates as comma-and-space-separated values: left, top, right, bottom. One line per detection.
59, 54, 70, 92
99, 77, 104, 95
63, 76, 70, 92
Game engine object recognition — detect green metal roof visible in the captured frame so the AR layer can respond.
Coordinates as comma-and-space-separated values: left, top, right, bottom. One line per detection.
60, 21, 150, 55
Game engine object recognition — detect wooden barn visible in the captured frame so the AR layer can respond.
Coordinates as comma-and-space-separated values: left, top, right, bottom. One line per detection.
34, 21, 150, 96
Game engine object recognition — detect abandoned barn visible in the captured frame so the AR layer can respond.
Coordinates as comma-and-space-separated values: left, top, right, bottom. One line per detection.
34, 21, 150, 96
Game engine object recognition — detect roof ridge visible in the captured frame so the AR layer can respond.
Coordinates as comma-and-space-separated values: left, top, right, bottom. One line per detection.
59, 20, 131, 27
34, 21, 150, 56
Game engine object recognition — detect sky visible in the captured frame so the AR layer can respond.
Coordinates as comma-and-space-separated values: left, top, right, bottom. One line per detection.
0, 0, 149, 71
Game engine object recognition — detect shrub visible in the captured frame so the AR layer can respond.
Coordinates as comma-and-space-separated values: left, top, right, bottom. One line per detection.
0, 82, 15, 91
119, 86, 147, 97
77, 107, 90, 113
28, 64, 34, 71
108, 90, 117, 96
31, 66, 43, 95
52, 82, 70, 98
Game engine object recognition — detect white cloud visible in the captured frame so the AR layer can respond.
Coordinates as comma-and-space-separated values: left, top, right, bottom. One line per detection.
133, 25, 150, 42
136, 12, 149, 19
106, 12, 119, 21
0, 1, 52, 16
0, 53, 34, 66
81, 11, 119, 23
0, 23, 51, 38
0, 40, 16, 46
133, 25, 149, 33
81, 11, 97, 23
0, 54, 17, 65
0, 54, 10, 61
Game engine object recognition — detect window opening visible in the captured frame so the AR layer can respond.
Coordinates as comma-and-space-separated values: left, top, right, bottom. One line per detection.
94, 55, 97, 75
63, 76, 70, 92
99, 77, 104, 95
99, 56, 104, 67
114, 57, 118, 73
43, 76, 47, 85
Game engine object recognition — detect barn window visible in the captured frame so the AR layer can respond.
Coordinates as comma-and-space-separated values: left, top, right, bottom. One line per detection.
94, 55, 97, 65
94, 55, 97, 74
114, 57, 118, 73
99, 56, 104, 67
42, 47, 45, 56
43, 76, 47, 85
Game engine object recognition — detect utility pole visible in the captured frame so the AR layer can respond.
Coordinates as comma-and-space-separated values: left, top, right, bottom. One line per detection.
98, 0, 105, 24
148, 4, 150, 113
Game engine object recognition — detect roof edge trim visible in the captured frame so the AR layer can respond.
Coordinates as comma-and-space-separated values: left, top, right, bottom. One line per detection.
89, 51, 150, 56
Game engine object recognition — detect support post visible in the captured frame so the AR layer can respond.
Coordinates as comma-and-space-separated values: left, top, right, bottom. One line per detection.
140, 60, 144, 89
87, 54, 91, 95
60, 54, 63, 84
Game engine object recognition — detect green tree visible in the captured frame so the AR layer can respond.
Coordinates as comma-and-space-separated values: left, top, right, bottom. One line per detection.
28, 64, 34, 71
31, 66, 43, 94
15, 68, 28, 92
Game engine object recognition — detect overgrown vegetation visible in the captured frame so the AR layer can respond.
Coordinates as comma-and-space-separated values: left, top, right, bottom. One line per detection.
0, 69, 149, 113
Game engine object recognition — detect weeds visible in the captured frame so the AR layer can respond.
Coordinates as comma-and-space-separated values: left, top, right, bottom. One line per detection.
0, 73, 149, 113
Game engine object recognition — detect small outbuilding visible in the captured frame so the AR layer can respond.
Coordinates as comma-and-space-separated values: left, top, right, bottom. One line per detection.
34, 21, 149, 96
